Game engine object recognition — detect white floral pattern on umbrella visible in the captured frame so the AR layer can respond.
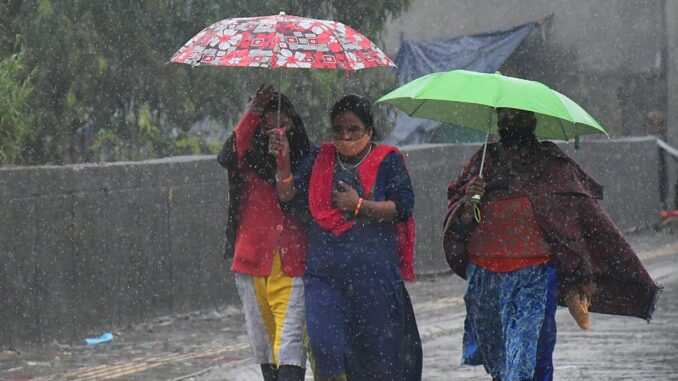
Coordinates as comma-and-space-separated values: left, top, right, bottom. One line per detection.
276, 49, 313, 68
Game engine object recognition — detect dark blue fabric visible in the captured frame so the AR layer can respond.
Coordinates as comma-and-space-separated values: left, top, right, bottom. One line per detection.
293, 148, 415, 279
394, 23, 536, 85
294, 148, 421, 380
462, 262, 557, 381
389, 23, 537, 145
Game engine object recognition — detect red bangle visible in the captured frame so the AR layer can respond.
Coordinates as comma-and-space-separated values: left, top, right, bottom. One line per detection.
354, 197, 363, 216
276, 174, 293, 185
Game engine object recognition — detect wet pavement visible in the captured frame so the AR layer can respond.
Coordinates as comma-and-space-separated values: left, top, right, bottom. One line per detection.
2, 230, 677, 381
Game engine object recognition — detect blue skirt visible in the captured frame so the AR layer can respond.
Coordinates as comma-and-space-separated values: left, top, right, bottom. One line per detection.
462, 262, 557, 381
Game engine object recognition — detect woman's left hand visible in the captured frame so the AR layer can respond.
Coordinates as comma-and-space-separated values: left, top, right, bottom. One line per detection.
332, 181, 361, 212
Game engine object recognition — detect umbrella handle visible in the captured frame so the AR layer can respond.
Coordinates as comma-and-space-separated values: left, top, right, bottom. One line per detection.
470, 127, 491, 223
470, 194, 482, 223
277, 69, 285, 170
275, 128, 286, 169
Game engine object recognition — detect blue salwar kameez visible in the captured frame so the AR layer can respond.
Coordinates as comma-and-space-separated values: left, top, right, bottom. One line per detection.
294, 148, 422, 380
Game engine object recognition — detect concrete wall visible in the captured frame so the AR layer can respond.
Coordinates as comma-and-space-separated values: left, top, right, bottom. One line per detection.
0, 157, 233, 347
383, 0, 669, 138
0, 139, 659, 346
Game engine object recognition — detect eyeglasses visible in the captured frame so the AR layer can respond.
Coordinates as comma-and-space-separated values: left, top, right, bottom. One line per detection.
332, 125, 367, 139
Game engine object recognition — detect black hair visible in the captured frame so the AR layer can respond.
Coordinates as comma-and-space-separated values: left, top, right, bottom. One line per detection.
330, 94, 378, 141
243, 93, 312, 185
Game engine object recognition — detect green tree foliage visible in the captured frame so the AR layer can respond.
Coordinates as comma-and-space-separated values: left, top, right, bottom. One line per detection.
0, 43, 35, 165
0, 0, 410, 165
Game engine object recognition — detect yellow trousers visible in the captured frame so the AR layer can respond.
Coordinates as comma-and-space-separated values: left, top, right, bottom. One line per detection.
234, 252, 306, 367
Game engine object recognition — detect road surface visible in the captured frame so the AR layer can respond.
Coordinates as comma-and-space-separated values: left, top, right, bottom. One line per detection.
1, 232, 677, 381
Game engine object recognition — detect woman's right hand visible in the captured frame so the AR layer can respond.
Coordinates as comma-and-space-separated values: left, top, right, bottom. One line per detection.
464, 176, 486, 200
461, 176, 485, 220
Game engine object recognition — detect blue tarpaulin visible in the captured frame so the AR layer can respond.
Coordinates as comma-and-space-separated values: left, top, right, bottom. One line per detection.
388, 23, 537, 145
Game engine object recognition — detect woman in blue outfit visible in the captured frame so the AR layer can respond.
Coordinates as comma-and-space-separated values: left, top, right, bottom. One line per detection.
269, 95, 422, 381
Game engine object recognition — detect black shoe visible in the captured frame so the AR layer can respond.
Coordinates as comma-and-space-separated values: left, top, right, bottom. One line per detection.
261, 363, 278, 381
278, 365, 305, 381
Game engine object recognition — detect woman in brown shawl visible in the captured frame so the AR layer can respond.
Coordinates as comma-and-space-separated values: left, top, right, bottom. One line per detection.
443, 108, 660, 381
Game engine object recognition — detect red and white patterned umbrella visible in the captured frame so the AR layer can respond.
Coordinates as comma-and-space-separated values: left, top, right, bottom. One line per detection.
170, 12, 394, 70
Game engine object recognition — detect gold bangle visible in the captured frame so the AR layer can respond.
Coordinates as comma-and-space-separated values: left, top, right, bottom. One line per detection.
354, 197, 363, 216
277, 174, 293, 185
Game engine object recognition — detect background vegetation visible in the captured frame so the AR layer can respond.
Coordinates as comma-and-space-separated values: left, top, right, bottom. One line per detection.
0, 0, 411, 165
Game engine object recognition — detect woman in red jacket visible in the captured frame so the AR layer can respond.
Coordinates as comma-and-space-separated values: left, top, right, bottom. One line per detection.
217, 85, 312, 381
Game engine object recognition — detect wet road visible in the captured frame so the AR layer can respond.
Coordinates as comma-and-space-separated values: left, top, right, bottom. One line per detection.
205, 247, 678, 381
1, 233, 677, 381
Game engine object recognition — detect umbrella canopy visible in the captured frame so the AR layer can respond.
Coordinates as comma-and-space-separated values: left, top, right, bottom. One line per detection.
171, 12, 394, 71
377, 69, 606, 141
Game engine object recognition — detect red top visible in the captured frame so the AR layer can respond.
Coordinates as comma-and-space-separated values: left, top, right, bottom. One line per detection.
467, 196, 552, 272
230, 111, 308, 277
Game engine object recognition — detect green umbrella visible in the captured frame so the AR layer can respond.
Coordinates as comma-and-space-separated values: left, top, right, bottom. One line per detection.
377, 69, 606, 140
377, 69, 607, 221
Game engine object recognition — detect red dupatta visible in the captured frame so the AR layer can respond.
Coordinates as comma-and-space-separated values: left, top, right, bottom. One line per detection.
309, 143, 415, 281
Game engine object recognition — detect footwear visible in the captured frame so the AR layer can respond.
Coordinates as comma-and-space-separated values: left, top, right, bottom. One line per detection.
278, 365, 305, 381
566, 292, 590, 330
261, 363, 278, 381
